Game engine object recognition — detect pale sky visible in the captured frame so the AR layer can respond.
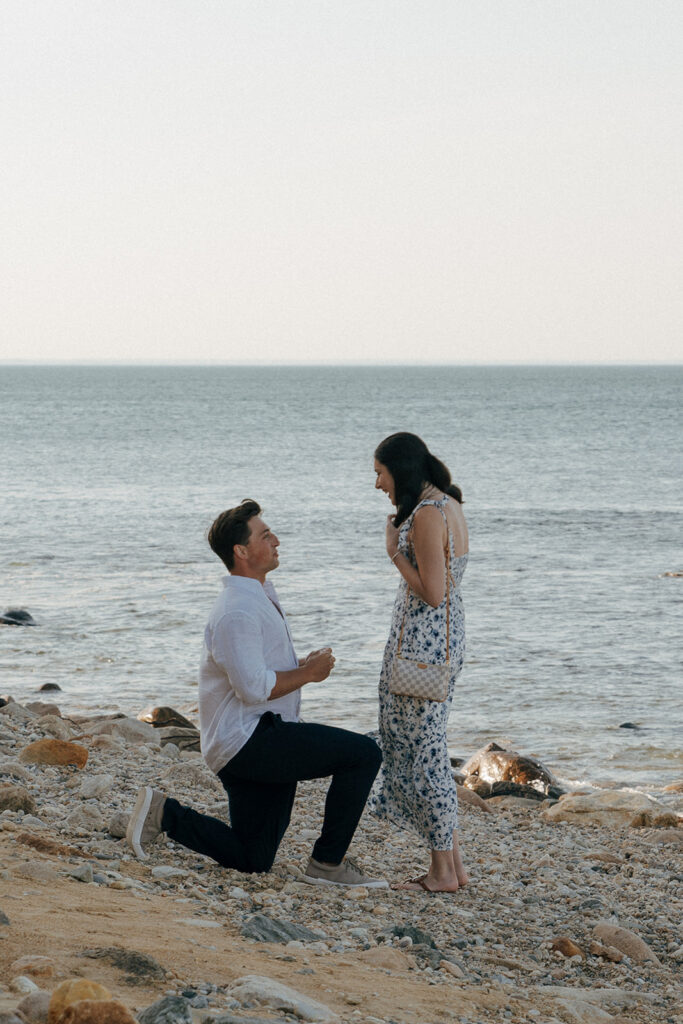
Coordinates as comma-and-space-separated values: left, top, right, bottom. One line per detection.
1, 1, 681, 365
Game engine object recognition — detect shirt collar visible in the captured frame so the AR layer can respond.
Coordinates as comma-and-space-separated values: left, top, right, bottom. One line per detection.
222, 574, 277, 599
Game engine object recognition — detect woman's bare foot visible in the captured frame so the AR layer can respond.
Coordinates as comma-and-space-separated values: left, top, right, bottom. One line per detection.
391, 872, 460, 893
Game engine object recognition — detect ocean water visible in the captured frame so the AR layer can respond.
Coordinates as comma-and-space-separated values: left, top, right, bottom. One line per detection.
1, 365, 681, 798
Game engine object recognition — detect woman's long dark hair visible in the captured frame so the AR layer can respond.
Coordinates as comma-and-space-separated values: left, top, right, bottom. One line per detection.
375, 432, 463, 527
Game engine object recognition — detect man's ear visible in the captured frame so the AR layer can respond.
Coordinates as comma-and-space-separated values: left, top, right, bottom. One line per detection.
233, 543, 248, 563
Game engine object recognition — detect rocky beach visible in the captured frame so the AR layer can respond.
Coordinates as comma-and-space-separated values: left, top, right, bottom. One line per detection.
1, 696, 681, 1024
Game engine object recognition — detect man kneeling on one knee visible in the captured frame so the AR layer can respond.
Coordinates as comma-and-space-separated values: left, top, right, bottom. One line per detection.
127, 499, 386, 887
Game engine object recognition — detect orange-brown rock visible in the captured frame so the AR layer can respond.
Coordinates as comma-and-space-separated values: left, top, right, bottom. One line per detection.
57, 1000, 137, 1023
48, 980, 111, 1023
550, 936, 585, 959
9, 954, 55, 978
19, 739, 88, 769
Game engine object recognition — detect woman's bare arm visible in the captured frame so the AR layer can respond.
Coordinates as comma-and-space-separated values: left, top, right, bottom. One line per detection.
386, 505, 446, 607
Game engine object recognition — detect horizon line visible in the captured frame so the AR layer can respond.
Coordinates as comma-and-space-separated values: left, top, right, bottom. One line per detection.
0, 360, 680, 369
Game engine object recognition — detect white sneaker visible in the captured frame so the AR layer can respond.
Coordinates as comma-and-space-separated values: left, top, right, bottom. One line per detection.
302, 855, 388, 888
126, 786, 166, 860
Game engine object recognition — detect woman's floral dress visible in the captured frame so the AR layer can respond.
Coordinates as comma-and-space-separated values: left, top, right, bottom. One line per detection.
369, 495, 467, 849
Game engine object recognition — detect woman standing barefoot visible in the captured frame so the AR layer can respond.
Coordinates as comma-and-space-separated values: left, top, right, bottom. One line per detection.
370, 432, 469, 892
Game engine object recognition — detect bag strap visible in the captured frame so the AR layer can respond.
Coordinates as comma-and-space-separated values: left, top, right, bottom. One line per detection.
396, 504, 451, 662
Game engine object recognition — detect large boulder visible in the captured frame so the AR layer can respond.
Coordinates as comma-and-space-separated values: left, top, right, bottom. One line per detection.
138, 706, 197, 730
461, 742, 563, 799
542, 789, 674, 826
48, 980, 111, 1024
19, 739, 88, 769
0, 609, 37, 626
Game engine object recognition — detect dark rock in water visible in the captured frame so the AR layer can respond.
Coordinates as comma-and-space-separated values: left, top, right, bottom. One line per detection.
0, 696, 12, 709
489, 780, 547, 801
619, 722, 640, 730
449, 754, 465, 767
137, 995, 192, 1024
138, 706, 197, 730
462, 741, 563, 797
241, 912, 325, 944
80, 946, 166, 984
0, 609, 37, 626
39, 682, 62, 691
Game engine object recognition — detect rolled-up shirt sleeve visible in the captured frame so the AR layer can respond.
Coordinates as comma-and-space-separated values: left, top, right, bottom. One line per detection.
210, 611, 277, 705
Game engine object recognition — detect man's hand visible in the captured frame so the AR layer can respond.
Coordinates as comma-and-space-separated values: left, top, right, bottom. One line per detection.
301, 647, 335, 682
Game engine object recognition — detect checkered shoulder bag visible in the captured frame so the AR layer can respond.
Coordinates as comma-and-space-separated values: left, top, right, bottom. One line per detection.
388, 520, 452, 702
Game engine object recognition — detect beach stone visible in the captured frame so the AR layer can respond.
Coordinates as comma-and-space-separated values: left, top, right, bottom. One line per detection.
1, 908, 10, 925
592, 922, 661, 964
79, 774, 115, 799
10, 954, 55, 978
19, 739, 88, 769
391, 924, 437, 947
36, 715, 72, 740
111, 718, 159, 745
241, 912, 325, 944
1, 702, 38, 723
80, 946, 166, 983
228, 976, 337, 1023
137, 995, 192, 1023
0, 1012, 25, 1024
107, 810, 129, 838
454, 782, 494, 812
663, 780, 683, 793
358, 946, 411, 970
39, 683, 61, 691
439, 959, 466, 978
48, 980, 112, 1023
65, 804, 104, 831
552, 997, 614, 1023
67, 863, 94, 883
629, 810, 681, 828
27, 702, 62, 716
10, 976, 41, 994
16, 990, 51, 1022
58, 1001, 137, 1024
639, 828, 683, 846
16, 861, 60, 882
542, 790, 670, 826
551, 937, 585, 959
157, 726, 201, 752
0, 782, 36, 814
138, 706, 197, 730
589, 940, 624, 963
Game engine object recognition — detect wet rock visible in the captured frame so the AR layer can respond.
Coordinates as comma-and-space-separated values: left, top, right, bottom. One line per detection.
19, 739, 88, 769
462, 741, 561, 796
454, 782, 494, 812
228, 976, 338, 1023
241, 912, 325, 944
80, 946, 166, 984
39, 682, 61, 691
592, 922, 661, 964
1, 608, 37, 626
0, 782, 36, 814
138, 706, 197, 730
137, 994, 192, 1023
48, 979, 112, 1023
26, 702, 62, 717
662, 780, 683, 793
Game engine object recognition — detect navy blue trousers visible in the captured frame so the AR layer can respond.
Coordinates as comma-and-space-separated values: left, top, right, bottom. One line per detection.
161, 712, 381, 873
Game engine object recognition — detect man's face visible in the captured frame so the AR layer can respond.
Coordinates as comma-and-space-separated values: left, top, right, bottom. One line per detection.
242, 516, 280, 577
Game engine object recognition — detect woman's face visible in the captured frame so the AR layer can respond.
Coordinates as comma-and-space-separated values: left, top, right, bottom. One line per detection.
374, 459, 396, 505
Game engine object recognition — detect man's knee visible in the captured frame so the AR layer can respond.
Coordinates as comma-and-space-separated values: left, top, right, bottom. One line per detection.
362, 734, 382, 773
242, 841, 277, 875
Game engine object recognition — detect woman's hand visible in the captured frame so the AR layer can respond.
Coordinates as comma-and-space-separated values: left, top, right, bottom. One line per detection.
385, 515, 400, 559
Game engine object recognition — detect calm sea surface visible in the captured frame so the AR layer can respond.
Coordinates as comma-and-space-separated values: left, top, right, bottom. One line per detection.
1, 366, 681, 798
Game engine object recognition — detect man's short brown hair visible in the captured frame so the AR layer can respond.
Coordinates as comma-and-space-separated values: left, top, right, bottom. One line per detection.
207, 499, 261, 570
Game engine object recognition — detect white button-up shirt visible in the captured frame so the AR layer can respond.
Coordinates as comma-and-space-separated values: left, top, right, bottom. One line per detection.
198, 575, 301, 773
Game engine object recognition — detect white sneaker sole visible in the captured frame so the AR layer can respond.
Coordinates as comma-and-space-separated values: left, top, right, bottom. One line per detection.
301, 874, 389, 889
126, 786, 153, 860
